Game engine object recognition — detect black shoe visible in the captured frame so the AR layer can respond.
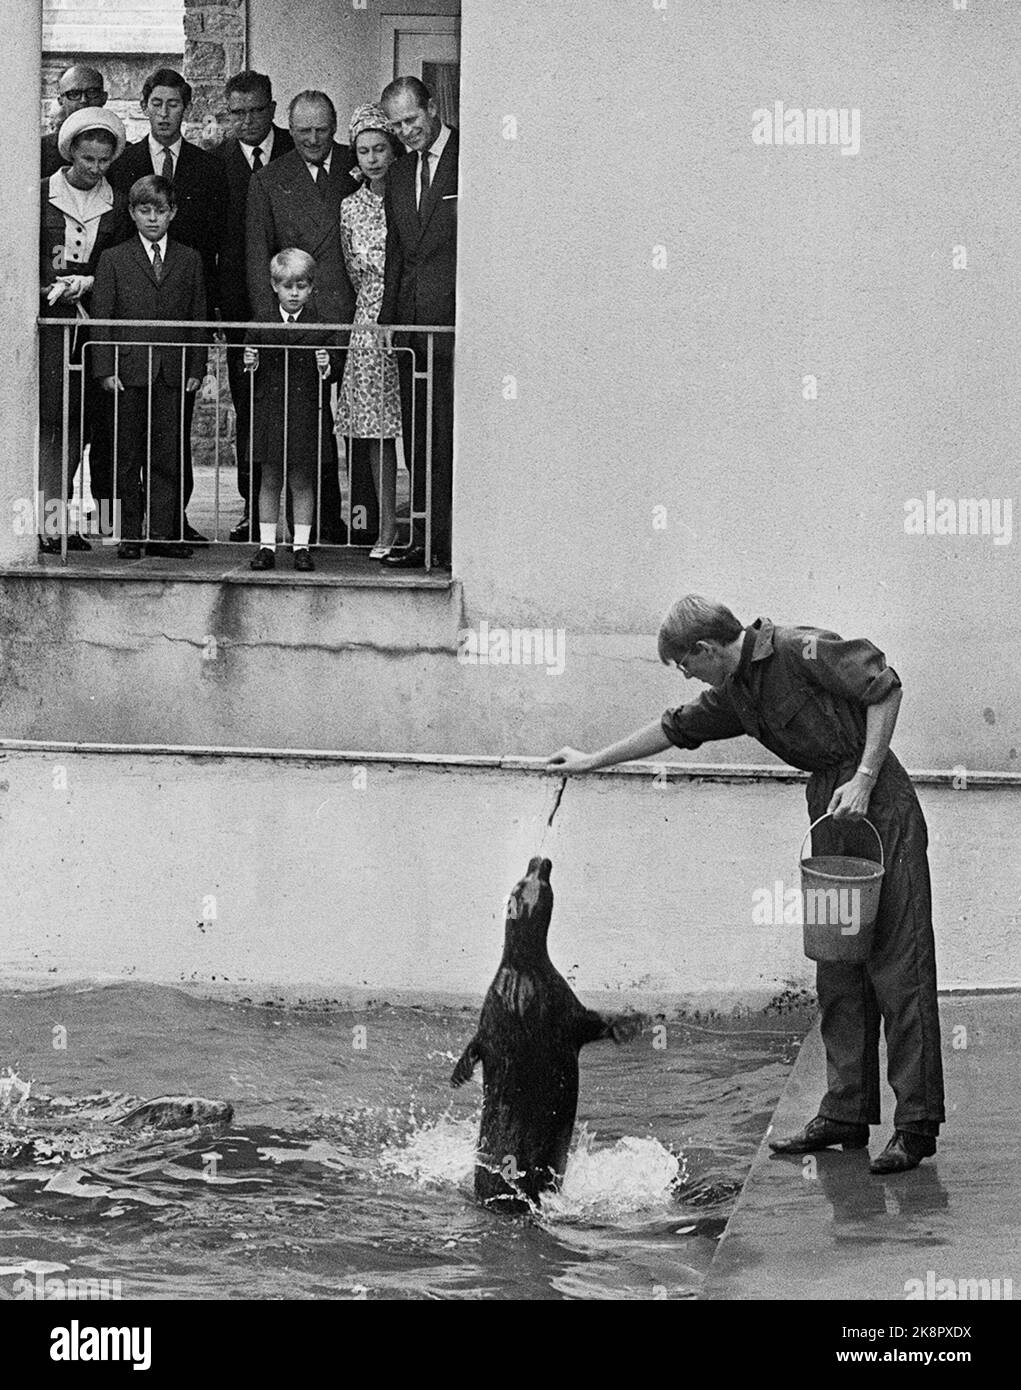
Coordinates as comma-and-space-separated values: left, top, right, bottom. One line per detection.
182, 523, 209, 545
39, 534, 92, 554
249, 546, 276, 571
144, 541, 194, 559
117, 542, 142, 560
382, 544, 426, 569
293, 547, 315, 573
869, 1130, 937, 1175
229, 516, 253, 543
769, 1115, 870, 1154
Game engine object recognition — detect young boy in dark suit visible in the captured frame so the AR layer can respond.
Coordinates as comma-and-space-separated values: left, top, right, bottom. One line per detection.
243, 248, 340, 573
91, 174, 207, 558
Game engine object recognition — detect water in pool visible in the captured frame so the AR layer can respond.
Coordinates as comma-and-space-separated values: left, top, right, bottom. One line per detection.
0, 984, 808, 1300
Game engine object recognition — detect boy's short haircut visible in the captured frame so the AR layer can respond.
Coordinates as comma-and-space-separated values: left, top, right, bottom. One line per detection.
129, 173, 176, 210
270, 248, 316, 283
657, 595, 744, 665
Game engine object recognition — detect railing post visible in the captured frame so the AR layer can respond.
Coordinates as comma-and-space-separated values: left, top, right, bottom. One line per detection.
425, 331, 434, 573
59, 324, 70, 565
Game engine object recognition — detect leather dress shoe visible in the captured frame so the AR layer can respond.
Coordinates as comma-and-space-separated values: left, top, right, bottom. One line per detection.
117, 542, 142, 560
39, 534, 92, 554
144, 541, 193, 559
229, 516, 253, 543
293, 547, 315, 572
182, 523, 209, 545
382, 545, 426, 569
250, 546, 276, 571
870, 1130, 937, 1175
769, 1115, 870, 1154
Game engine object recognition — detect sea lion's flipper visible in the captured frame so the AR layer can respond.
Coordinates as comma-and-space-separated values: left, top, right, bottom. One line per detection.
573, 1009, 616, 1047
574, 1009, 646, 1048
451, 1036, 483, 1088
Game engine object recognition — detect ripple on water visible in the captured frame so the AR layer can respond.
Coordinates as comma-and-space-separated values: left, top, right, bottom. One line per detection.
0, 985, 808, 1299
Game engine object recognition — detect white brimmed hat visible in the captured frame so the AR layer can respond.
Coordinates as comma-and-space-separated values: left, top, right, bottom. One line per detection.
58, 107, 126, 162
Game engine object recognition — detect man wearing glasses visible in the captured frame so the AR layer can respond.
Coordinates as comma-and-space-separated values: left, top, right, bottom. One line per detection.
41, 65, 108, 177
215, 71, 294, 541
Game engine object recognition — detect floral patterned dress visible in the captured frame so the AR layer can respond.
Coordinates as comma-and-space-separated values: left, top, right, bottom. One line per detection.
336, 182, 402, 439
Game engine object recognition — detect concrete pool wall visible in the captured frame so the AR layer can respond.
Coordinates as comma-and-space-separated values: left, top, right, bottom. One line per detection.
0, 742, 1016, 1009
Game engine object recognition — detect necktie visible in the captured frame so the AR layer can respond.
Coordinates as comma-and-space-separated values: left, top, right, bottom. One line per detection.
251, 146, 263, 171
151, 244, 163, 282
419, 149, 431, 209
160, 147, 174, 183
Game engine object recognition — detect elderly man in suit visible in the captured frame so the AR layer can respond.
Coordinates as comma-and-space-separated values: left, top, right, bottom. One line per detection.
246, 90, 371, 546
41, 64, 108, 178
215, 70, 294, 541
109, 68, 228, 544
379, 77, 458, 570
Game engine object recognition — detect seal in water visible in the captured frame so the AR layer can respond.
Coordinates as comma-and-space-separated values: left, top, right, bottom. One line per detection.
114, 1096, 234, 1131
451, 857, 643, 1212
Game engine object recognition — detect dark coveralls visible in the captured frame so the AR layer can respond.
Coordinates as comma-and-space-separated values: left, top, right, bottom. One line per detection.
662, 618, 945, 1136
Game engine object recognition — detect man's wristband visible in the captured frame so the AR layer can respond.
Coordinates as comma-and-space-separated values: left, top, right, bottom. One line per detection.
857, 764, 878, 781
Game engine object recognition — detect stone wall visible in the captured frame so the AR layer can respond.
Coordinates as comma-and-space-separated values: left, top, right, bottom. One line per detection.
181, 2, 247, 466
41, 54, 185, 145
183, 0, 247, 146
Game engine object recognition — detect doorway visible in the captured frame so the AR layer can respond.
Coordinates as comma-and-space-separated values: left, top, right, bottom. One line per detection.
379, 13, 461, 126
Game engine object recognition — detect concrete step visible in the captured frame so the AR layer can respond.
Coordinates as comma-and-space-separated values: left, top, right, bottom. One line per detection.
702, 994, 1020, 1300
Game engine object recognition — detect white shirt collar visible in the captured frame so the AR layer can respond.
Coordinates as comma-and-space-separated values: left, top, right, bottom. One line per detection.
304, 150, 332, 180
140, 232, 169, 261
148, 134, 183, 168
240, 128, 274, 168
278, 304, 303, 322
48, 168, 113, 219
423, 123, 451, 165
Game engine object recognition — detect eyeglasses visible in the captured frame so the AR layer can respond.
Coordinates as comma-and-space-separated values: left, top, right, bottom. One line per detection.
61, 87, 105, 103
228, 103, 270, 119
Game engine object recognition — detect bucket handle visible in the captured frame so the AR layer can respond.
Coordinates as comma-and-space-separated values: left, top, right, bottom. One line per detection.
799, 812, 884, 869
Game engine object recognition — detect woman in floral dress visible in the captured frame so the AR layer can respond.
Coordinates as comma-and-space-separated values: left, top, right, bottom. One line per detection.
337, 104, 403, 558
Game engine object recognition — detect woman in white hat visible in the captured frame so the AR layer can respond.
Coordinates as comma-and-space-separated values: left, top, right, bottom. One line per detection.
336, 103, 404, 559
38, 106, 128, 552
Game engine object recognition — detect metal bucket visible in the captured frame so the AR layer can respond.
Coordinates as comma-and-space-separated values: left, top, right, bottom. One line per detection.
798, 813, 885, 964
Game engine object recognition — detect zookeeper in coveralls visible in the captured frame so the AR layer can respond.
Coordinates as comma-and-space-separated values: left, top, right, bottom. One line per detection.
547, 594, 945, 1175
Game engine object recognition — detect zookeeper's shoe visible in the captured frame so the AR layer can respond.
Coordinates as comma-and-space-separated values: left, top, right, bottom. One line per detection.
869, 1130, 937, 1175
769, 1115, 870, 1154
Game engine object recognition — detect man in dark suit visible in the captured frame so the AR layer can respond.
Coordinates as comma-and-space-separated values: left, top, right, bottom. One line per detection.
246, 90, 363, 545
214, 70, 294, 541
91, 174, 208, 559
379, 77, 458, 570
41, 65, 108, 177
109, 68, 228, 543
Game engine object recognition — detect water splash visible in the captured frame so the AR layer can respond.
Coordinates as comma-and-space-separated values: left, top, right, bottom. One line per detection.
542, 1128, 684, 1223
0, 1068, 32, 1113
379, 1113, 477, 1188
380, 1113, 684, 1222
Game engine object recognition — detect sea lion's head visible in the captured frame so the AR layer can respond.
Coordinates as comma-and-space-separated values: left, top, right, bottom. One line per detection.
503, 857, 554, 955
117, 1096, 234, 1131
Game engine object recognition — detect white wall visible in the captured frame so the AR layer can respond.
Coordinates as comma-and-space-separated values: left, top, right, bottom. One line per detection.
248, 0, 460, 129
1, 748, 1014, 1006
1, 3, 41, 568
454, 0, 1021, 772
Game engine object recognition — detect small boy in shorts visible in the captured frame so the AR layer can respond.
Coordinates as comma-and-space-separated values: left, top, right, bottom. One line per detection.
244, 248, 340, 572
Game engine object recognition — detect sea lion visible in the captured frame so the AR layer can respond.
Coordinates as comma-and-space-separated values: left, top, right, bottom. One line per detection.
114, 1096, 234, 1131
451, 856, 643, 1212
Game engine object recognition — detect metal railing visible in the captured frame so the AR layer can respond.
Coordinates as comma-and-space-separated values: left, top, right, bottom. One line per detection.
36, 317, 454, 572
